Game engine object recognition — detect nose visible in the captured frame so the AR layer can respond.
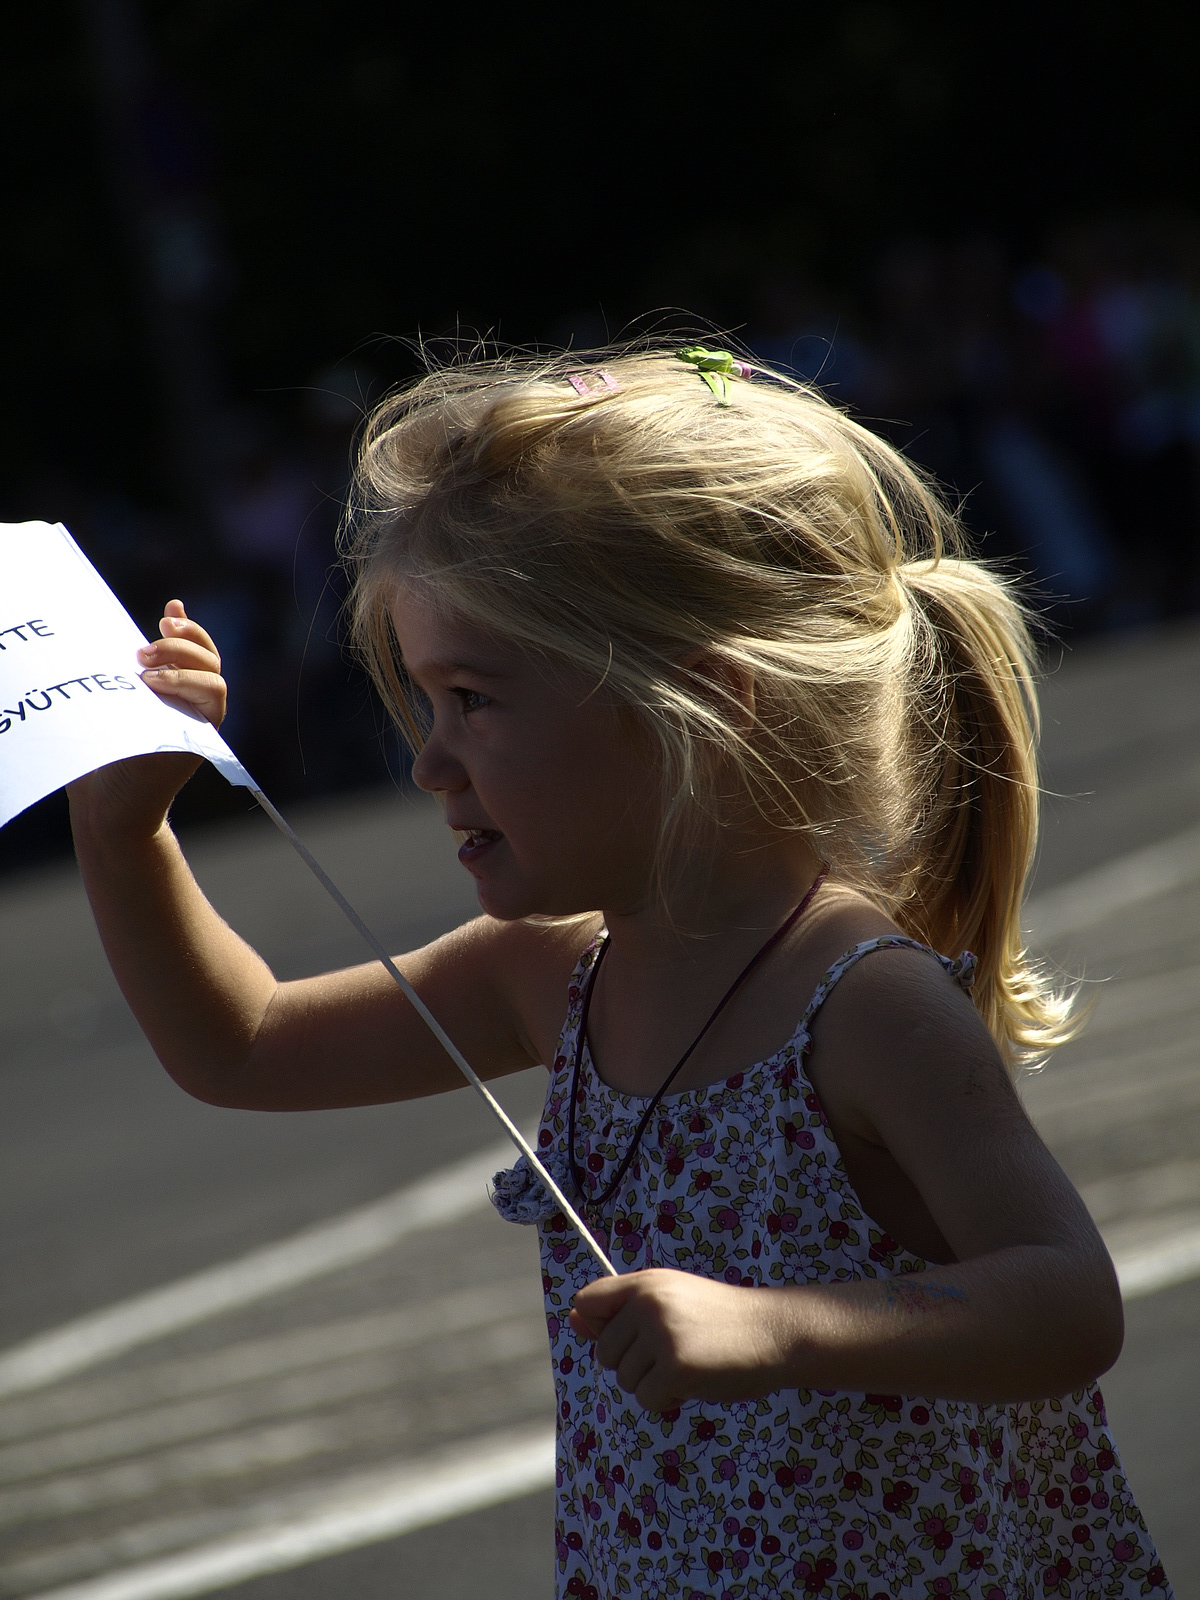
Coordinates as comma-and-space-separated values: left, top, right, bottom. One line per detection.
410, 725, 468, 795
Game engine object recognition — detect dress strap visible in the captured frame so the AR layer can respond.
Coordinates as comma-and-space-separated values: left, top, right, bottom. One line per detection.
798, 936, 977, 1041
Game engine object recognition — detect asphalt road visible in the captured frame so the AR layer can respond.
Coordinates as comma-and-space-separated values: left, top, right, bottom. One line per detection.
0, 618, 1197, 1599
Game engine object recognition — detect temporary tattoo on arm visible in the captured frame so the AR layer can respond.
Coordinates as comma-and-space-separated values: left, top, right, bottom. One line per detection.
882, 1278, 969, 1314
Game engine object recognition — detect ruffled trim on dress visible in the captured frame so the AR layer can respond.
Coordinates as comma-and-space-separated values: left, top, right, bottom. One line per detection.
489, 1147, 574, 1225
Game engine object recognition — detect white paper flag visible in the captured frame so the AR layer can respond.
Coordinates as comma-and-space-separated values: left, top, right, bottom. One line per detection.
0, 521, 254, 829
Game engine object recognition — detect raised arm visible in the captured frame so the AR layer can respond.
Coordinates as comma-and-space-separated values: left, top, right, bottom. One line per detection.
67, 602, 558, 1110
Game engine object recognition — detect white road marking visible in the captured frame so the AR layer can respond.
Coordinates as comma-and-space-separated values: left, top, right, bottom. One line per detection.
1024, 820, 1200, 943
0, 1135, 525, 1400
20, 1424, 556, 1600
0, 1316, 548, 1492
0, 1279, 537, 1443
1111, 1217, 1200, 1300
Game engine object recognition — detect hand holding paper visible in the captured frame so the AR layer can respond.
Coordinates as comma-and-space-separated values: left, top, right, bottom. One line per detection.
69, 600, 233, 843
0, 521, 253, 831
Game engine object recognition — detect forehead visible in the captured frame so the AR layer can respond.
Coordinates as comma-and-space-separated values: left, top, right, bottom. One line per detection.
388, 588, 519, 680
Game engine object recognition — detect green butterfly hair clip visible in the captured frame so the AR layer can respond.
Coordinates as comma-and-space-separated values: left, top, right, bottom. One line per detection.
677, 346, 753, 406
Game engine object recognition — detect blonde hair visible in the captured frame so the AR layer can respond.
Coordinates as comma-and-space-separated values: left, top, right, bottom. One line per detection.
341, 344, 1077, 1069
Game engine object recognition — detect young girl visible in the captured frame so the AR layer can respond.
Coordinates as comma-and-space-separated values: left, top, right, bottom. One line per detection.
68, 346, 1171, 1600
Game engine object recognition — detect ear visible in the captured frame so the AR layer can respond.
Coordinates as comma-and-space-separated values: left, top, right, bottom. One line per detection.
677, 647, 757, 735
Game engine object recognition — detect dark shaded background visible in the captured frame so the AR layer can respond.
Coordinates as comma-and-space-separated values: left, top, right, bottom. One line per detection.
4, 0, 1199, 870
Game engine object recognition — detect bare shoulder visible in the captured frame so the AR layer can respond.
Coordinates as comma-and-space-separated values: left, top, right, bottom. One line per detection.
420, 910, 603, 1066
801, 894, 1019, 1144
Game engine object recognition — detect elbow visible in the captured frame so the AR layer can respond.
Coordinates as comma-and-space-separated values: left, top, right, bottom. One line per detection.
1085, 1265, 1125, 1381
1059, 1252, 1125, 1391
159, 1056, 260, 1110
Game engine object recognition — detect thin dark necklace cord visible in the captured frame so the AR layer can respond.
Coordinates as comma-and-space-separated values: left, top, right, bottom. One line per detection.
567, 867, 829, 1213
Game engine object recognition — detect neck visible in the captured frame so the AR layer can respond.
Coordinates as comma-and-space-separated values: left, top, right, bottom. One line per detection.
600, 830, 826, 971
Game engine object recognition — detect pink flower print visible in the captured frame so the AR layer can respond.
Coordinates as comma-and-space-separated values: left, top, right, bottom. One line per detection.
782, 1117, 815, 1149
793, 1554, 838, 1593
712, 1206, 741, 1233
882, 1479, 916, 1514
1112, 1539, 1136, 1562
655, 1201, 681, 1235
572, 1426, 595, 1462
843, 1528, 864, 1549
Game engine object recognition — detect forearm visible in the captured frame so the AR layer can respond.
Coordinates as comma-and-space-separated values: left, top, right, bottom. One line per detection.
72, 808, 278, 1098
766, 1244, 1123, 1404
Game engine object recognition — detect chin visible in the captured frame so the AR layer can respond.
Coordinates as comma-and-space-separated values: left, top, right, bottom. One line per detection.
471, 877, 541, 922
472, 871, 591, 924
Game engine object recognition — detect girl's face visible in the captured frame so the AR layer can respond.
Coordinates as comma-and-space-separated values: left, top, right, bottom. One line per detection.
393, 590, 661, 921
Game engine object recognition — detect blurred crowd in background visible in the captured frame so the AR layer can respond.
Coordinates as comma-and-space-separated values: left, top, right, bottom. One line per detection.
38, 214, 1200, 782
4, 4, 1200, 867
9, 209, 1200, 833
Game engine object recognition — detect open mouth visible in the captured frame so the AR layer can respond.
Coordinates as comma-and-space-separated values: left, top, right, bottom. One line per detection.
457, 827, 503, 865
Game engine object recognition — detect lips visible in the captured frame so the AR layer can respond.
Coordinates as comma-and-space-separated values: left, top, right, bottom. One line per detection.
456, 827, 503, 867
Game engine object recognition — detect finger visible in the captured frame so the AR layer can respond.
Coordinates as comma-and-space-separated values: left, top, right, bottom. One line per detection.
614, 1342, 656, 1397
572, 1273, 638, 1321
637, 1374, 683, 1414
141, 667, 227, 726
568, 1307, 607, 1341
138, 639, 221, 676
160, 607, 221, 665
164, 598, 188, 619
594, 1306, 643, 1374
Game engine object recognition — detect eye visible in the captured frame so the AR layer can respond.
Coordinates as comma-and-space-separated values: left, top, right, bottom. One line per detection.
452, 687, 491, 713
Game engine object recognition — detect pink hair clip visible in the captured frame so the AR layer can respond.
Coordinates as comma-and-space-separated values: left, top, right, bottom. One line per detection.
566, 370, 621, 397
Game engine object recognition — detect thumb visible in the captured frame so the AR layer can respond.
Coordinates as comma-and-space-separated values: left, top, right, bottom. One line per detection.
571, 1271, 636, 1338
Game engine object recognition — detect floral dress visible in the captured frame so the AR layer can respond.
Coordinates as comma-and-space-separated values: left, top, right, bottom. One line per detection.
492, 935, 1172, 1600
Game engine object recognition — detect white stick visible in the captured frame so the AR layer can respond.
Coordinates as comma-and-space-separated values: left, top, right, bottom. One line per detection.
250, 789, 617, 1278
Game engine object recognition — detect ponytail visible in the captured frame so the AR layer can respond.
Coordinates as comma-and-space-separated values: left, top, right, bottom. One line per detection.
892, 560, 1076, 1066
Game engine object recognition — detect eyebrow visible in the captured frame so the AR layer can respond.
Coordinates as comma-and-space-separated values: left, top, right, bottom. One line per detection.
405, 658, 511, 682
